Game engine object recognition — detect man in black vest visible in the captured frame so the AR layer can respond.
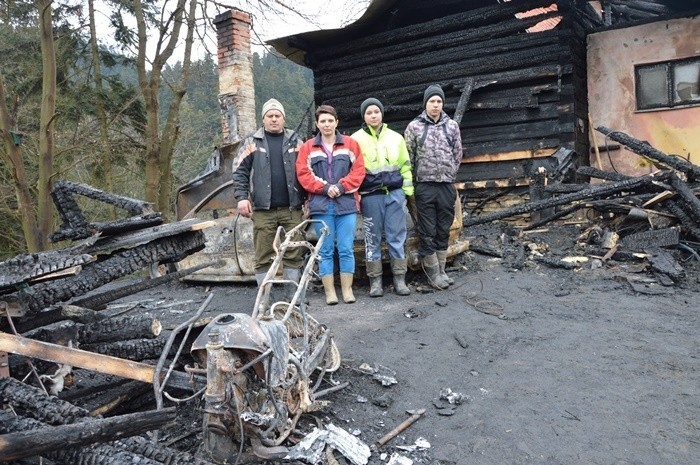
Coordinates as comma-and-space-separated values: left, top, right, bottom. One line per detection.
233, 99, 305, 293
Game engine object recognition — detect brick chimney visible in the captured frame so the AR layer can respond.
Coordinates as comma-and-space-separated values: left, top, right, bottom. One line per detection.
214, 9, 256, 144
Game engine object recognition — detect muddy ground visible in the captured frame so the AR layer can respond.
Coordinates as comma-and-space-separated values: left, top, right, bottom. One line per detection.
92, 222, 700, 465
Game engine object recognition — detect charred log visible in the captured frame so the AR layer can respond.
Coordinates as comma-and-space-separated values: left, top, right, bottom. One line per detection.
73, 260, 223, 310
0, 408, 176, 461
667, 173, 700, 221
464, 171, 670, 227
523, 204, 583, 230
0, 377, 216, 465
50, 213, 163, 243
52, 180, 154, 217
664, 200, 700, 241
4, 305, 103, 334
77, 315, 162, 345
316, 16, 563, 80
6, 231, 205, 313
596, 126, 700, 181
577, 166, 634, 182
0, 248, 94, 292
645, 247, 685, 281
81, 337, 167, 361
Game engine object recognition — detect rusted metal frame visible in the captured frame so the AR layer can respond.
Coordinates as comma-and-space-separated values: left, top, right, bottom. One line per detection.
253, 219, 328, 321
153, 292, 214, 410
235, 348, 273, 376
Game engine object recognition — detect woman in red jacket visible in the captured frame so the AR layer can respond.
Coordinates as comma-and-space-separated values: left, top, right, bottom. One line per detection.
296, 105, 365, 305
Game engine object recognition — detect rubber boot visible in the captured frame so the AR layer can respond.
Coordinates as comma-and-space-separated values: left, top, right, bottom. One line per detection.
321, 275, 338, 305
422, 253, 448, 290
390, 258, 411, 296
436, 250, 454, 286
283, 267, 301, 302
340, 272, 356, 304
366, 260, 384, 297
255, 272, 266, 287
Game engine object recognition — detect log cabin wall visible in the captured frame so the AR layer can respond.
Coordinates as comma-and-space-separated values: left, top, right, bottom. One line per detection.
300, 0, 578, 189
269, 0, 700, 219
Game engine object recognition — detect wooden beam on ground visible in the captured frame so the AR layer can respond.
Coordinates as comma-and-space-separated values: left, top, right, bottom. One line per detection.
0, 407, 176, 461
0, 332, 202, 390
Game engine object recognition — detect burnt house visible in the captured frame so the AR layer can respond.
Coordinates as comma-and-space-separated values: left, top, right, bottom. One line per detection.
269, 0, 699, 208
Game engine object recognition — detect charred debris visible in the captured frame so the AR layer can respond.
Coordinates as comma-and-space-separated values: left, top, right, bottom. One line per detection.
0, 180, 219, 463
463, 127, 700, 289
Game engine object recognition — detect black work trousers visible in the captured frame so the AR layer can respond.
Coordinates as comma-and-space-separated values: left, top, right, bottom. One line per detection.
415, 182, 456, 257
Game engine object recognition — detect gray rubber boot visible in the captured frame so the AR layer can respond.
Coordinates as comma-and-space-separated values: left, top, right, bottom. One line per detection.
255, 272, 266, 287
390, 258, 410, 296
283, 267, 301, 302
436, 250, 454, 286
422, 253, 448, 290
366, 260, 384, 297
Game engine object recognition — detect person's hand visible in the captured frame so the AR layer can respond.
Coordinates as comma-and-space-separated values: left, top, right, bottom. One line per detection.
237, 199, 253, 218
327, 184, 340, 198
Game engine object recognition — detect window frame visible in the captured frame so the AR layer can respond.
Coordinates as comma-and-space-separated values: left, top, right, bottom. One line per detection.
634, 56, 700, 111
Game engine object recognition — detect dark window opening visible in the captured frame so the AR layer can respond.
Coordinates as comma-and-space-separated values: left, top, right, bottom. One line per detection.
635, 57, 700, 110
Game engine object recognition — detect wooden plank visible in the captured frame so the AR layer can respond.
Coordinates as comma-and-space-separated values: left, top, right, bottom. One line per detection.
461, 148, 557, 163
0, 333, 201, 390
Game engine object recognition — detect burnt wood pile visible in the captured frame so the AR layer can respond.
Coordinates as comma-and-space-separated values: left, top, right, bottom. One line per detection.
464, 127, 700, 284
0, 181, 215, 463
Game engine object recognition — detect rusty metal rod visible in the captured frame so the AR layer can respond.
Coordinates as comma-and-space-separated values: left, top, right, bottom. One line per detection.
373, 408, 426, 449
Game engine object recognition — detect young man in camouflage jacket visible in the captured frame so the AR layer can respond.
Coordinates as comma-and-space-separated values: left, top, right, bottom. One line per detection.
404, 84, 463, 289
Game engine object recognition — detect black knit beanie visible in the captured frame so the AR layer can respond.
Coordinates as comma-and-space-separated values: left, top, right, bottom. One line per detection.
360, 97, 384, 118
423, 84, 445, 108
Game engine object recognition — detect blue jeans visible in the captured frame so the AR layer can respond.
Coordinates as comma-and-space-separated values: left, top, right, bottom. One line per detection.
313, 203, 357, 277
361, 189, 407, 262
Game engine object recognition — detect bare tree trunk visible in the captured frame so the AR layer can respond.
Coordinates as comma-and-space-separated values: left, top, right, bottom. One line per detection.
37, 0, 56, 251
88, 0, 115, 219
134, 0, 188, 206
0, 74, 42, 252
157, 0, 197, 218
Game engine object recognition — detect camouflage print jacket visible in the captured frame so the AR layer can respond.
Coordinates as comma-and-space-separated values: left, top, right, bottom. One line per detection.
404, 111, 463, 183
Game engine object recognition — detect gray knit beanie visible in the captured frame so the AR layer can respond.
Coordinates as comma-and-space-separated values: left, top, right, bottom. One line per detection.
360, 97, 384, 118
423, 84, 445, 108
